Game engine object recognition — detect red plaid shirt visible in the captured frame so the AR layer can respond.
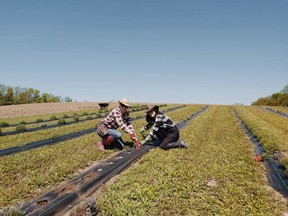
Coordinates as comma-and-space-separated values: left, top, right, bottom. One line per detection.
101, 107, 135, 135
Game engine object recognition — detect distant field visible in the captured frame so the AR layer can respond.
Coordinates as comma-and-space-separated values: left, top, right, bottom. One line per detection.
0, 102, 117, 118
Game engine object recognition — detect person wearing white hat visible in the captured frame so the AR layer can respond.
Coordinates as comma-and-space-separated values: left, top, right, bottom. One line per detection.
96, 98, 141, 151
140, 105, 188, 150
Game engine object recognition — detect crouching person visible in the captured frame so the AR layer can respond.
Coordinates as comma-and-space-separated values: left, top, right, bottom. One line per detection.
140, 105, 188, 150
96, 98, 141, 151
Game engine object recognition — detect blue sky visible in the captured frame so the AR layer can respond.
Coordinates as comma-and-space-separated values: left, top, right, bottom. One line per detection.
0, 0, 287, 105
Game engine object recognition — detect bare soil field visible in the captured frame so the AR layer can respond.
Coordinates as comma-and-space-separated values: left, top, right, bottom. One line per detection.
0, 102, 118, 118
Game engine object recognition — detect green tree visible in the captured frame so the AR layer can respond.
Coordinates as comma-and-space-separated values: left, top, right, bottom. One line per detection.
280, 85, 288, 94
65, 96, 72, 102
0, 84, 5, 105
4, 87, 14, 105
32, 89, 40, 103
41, 93, 49, 103
252, 85, 288, 106
18, 91, 29, 104
0, 83, 73, 106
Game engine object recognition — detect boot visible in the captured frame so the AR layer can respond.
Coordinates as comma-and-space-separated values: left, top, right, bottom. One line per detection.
114, 137, 125, 150
161, 140, 188, 150
177, 140, 188, 148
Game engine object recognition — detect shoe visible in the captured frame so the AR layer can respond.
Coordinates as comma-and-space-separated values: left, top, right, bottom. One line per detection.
114, 138, 125, 150
97, 141, 105, 151
177, 140, 188, 148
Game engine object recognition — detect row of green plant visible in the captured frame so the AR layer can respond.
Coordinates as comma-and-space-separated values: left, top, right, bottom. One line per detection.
234, 106, 288, 170
262, 106, 288, 115
96, 106, 286, 215
0, 105, 201, 208
0, 110, 98, 127
0, 113, 104, 134
0, 104, 179, 151
0, 108, 111, 127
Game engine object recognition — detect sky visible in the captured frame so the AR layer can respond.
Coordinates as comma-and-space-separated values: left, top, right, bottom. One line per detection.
0, 0, 287, 105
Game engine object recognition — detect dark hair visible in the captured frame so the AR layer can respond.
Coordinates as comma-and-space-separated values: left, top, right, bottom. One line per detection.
153, 105, 159, 113
146, 113, 154, 123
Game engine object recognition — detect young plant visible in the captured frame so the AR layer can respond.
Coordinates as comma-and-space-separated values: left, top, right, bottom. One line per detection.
36, 118, 44, 123
57, 119, 66, 125
16, 124, 27, 132
50, 115, 57, 121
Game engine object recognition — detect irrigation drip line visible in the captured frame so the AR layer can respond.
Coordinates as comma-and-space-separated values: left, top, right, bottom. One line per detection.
259, 107, 288, 119
232, 108, 288, 197
0, 105, 186, 157
21, 106, 208, 216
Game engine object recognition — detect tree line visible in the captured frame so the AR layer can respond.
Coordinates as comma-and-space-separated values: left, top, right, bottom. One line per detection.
252, 85, 288, 106
0, 84, 73, 106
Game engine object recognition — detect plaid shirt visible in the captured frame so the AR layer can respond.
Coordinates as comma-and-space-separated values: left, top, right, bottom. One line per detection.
102, 107, 135, 135
148, 112, 176, 137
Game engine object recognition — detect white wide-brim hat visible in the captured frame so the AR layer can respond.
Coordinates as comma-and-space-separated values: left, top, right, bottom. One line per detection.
118, 98, 131, 107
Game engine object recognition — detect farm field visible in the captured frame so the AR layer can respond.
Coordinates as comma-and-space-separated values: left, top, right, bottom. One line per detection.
0, 103, 193, 208
96, 105, 287, 215
0, 102, 109, 118
0, 103, 287, 215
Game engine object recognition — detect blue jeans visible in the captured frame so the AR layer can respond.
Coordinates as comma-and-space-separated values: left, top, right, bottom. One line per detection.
107, 129, 122, 139
150, 138, 161, 146
97, 128, 122, 139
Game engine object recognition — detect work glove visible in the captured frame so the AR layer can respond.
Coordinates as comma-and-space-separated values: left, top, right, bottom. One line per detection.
140, 135, 151, 145
131, 132, 141, 149
131, 132, 137, 141
134, 139, 141, 149
139, 126, 145, 133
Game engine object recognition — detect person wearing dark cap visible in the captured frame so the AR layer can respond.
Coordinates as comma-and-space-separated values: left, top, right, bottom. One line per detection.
96, 98, 141, 151
140, 105, 188, 150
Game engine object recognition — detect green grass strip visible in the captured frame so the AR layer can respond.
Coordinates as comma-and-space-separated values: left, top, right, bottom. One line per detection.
96, 106, 286, 215
234, 106, 288, 153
